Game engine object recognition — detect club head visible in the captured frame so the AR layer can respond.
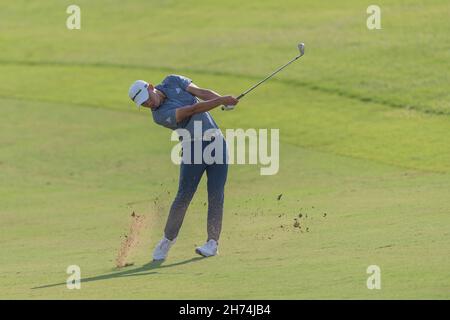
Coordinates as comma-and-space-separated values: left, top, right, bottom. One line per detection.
297, 43, 305, 57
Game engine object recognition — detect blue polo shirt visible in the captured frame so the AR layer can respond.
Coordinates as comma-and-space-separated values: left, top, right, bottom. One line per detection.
152, 75, 220, 139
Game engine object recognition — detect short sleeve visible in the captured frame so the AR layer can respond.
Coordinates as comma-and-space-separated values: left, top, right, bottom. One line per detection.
152, 107, 177, 129
165, 74, 192, 90
176, 75, 192, 90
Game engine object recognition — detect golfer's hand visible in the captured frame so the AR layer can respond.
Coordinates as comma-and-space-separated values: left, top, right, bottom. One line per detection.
221, 96, 239, 111
221, 96, 239, 106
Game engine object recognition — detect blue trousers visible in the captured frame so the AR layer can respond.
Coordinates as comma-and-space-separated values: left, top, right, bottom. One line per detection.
164, 138, 228, 241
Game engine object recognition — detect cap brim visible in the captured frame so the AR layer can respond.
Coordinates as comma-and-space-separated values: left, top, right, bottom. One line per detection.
135, 90, 150, 107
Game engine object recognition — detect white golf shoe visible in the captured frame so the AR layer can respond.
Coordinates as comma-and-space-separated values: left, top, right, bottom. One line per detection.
152, 237, 176, 261
195, 239, 219, 257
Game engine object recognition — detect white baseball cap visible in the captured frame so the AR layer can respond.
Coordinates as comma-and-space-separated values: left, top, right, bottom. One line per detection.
128, 80, 150, 107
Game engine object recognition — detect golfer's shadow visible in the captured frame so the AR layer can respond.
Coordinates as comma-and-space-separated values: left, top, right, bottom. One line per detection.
32, 257, 204, 290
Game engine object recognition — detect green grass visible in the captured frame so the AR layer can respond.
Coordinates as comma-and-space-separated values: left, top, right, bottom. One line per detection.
1, 1, 449, 299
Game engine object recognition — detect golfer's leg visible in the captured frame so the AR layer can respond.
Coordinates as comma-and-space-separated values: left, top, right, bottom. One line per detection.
164, 163, 205, 240
206, 162, 228, 241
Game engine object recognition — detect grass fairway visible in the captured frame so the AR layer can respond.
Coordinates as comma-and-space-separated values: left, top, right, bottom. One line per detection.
1, 1, 449, 299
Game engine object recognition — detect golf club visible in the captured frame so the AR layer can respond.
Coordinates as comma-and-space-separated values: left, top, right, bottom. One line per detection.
222, 42, 305, 110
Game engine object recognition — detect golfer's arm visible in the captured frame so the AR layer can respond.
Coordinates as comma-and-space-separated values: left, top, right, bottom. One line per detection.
175, 98, 224, 123
186, 83, 221, 101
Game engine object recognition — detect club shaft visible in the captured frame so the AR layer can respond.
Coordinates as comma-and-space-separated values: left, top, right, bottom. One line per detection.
237, 55, 301, 100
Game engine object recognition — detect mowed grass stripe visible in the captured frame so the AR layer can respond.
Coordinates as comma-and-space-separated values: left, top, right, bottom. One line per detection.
1, 59, 448, 116
1, 64, 450, 174
0, 90, 449, 173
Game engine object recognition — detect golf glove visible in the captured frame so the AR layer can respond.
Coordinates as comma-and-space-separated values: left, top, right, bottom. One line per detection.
221, 104, 235, 111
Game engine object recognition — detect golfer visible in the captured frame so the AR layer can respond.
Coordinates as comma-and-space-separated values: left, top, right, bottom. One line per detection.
128, 75, 238, 260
